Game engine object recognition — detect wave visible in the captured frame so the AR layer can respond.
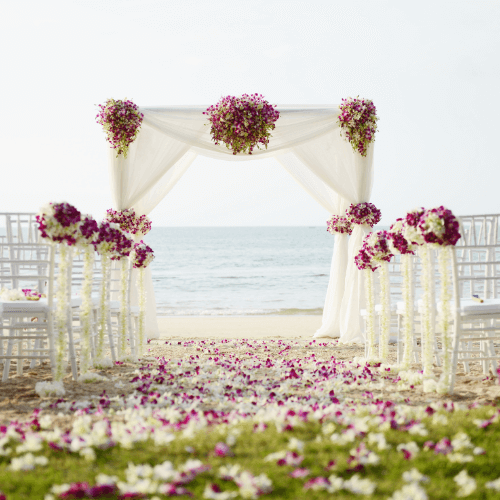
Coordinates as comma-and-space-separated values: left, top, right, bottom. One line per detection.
156, 307, 323, 317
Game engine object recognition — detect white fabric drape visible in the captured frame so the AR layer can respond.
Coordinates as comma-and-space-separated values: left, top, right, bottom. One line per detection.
275, 152, 350, 338
107, 105, 374, 342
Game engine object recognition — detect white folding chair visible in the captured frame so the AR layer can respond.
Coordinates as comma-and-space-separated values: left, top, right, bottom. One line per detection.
448, 238, 500, 392
0, 242, 56, 381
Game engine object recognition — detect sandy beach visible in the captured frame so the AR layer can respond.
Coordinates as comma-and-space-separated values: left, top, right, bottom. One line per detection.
156, 315, 326, 340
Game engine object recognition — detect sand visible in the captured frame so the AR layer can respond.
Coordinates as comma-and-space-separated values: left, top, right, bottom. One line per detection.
155, 315, 325, 340
0, 316, 499, 425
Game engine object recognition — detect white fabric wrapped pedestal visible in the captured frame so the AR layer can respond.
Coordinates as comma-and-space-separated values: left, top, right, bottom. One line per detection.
107, 105, 374, 342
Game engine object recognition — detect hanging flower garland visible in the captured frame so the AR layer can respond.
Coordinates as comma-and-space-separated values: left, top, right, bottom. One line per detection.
387, 218, 417, 370
402, 208, 432, 379
92, 222, 126, 362
346, 202, 381, 228
104, 208, 152, 237
418, 206, 461, 393
96, 98, 144, 159
36, 202, 82, 390
355, 231, 394, 360
203, 94, 280, 155
337, 97, 379, 157
74, 216, 99, 376
112, 230, 134, 361
326, 215, 353, 235
131, 241, 155, 357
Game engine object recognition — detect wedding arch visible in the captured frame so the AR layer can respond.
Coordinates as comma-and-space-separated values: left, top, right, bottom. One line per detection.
107, 104, 375, 343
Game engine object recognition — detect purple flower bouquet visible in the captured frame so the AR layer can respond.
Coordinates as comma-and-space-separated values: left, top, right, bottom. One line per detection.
204, 94, 280, 155
96, 99, 144, 159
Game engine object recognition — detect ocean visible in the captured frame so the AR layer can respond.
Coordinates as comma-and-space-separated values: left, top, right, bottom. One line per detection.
145, 227, 334, 316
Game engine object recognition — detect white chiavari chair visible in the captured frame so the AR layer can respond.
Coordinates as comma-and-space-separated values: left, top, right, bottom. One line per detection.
0, 242, 56, 381
448, 236, 500, 392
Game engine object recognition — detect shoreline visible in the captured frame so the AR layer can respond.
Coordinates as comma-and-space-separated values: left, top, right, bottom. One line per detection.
156, 314, 325, 339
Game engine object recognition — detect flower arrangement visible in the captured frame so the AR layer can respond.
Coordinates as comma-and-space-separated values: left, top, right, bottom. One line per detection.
388, 219, 417, 256
355, 231, 393, 361
104, 208, 152, 237
37, 202, 82, 384
22, 289, 43, 301
75, 215, 99, 375
93, 222, 134, 361
54, 243, 70, 382
401, 208, 426, 246
337, 97, 378, 157
36, 202, 82, 246
418, 206, 461, 247
419, 207, 460, 393
96, 98, 144, 159
326, 215, 353, 235
76, 216, 99, 247
93, 223, 114, 362
131, 241, 155, 269
387, 218, 416, 369
355, 231, 393, 272
131, 242, 155, 356
392, 206, 461, 390
93, 223, 133, 260
346, 202, 381, 228
203, 94, 280, 155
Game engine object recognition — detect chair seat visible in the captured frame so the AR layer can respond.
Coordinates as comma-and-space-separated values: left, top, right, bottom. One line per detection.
440, 298, 500, 316
395, 298, 500, 316
109, 301, 139, 314
396, 299, 425, 314
361, 303, 397, 316
0, 297, 82, 314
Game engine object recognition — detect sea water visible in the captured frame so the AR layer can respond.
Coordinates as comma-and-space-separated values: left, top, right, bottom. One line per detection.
145, 227, 333, 316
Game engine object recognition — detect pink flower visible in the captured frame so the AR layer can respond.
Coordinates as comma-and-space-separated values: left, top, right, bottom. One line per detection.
289, 468, 310, 478
214, 442, 233, 457
434, 438, 453, 455
304, 477, 330, 491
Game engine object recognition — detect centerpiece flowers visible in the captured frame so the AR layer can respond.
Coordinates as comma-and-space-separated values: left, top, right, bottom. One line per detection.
75, 216, 99, 376
203, 94, 280, 155
96, 99, 144, 159
131, 241, 155, 356
104, 208, 152, 359
93, 223, 132, 363
337, 97, 378, 157
355, 231, 394, 360
387, 218, 417, 370
36, 202, 82, 393
418, 206, 461, 393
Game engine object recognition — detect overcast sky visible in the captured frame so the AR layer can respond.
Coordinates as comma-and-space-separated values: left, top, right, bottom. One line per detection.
1, 0, 499, 227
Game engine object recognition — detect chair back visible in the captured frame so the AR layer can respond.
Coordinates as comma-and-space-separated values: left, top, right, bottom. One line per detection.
0, 242, 55, 308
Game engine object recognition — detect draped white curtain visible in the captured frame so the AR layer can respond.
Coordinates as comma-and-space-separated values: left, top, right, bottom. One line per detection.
108, 105, 374, 342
